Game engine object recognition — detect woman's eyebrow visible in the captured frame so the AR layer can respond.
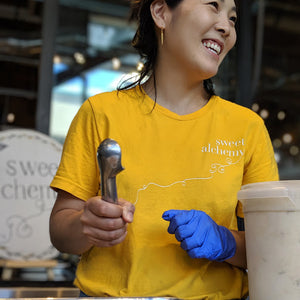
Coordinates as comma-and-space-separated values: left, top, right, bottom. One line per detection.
219, 0, 237, 13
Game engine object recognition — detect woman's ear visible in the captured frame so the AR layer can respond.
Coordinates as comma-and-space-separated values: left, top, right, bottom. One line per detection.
150, 0, 169, 29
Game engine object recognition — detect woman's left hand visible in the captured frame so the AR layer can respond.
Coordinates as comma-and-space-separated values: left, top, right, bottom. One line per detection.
162, 209, 236, 262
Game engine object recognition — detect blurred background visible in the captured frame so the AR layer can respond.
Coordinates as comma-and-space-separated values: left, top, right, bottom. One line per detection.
0, 0, 299, 291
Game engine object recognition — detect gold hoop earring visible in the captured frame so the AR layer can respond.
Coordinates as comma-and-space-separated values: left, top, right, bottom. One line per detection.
160, 28, 164, 46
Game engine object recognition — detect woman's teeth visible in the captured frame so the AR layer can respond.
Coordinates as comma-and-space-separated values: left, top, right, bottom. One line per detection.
203, 41, 221, 55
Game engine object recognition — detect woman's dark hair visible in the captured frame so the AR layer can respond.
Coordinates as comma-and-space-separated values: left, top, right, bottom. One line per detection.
118, 0, 215, 97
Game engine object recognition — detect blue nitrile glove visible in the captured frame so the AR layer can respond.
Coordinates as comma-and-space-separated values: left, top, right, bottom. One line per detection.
162, 209, 236, 261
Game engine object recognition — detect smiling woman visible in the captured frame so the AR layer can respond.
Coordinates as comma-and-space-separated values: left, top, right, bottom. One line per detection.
123, 0, 238, 115
49, 1, 278, 299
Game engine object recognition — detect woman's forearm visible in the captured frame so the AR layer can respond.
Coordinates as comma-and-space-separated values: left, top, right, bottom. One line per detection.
50, 208, 93, 255
226, 231, 247, 269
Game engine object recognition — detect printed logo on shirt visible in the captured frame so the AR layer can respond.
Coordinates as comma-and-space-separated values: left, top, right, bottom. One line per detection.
201, 138, 245, 157
134, 138, 245, 206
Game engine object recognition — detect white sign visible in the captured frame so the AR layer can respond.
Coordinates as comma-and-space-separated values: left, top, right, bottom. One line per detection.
0, 129, 62, 260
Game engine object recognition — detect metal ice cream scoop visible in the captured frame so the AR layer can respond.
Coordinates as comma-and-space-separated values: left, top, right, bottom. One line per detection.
97, 138, 124, 204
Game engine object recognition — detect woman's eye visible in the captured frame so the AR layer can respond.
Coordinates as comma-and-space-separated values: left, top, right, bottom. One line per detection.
209, 1, 219, 10
230, 16, 237, 24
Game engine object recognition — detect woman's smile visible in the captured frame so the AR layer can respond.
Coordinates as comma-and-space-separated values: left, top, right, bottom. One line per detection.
202, 39, 223, 56
160, 0, 237, 79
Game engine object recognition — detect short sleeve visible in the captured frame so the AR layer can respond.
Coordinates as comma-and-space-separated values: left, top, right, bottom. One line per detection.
243, 120, 279, 185
50, 99, 101, 201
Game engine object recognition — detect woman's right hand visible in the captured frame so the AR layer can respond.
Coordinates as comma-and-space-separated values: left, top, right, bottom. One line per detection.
80, 197, 135, 247
50, 190, 135, 254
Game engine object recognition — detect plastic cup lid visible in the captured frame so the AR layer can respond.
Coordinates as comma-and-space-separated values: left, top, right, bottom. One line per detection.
238, 180, 300, 201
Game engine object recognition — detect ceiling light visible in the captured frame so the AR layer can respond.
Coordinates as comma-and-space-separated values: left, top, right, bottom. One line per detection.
53, 55, 61, 64
282, 133, 293, 144
272, 139, 282, 148
74, 52, 86, 64
289, 146, 299, 156
277, 111, 286, 120
7, 113, 15, 123
252, 103, 259, 112
112, 57, 121, 70
260, 109, 269, 119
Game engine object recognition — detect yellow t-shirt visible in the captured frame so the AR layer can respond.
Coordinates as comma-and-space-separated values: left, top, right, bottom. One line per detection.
51, 87, 278, 299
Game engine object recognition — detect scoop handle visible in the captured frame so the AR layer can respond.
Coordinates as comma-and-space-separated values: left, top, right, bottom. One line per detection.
97, 139, 124, 204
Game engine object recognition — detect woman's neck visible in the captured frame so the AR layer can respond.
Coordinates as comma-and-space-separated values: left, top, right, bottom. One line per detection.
142, 67, 210, 115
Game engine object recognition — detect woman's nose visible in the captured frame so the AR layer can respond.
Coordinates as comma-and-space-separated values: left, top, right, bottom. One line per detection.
215, 15, 231, 37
